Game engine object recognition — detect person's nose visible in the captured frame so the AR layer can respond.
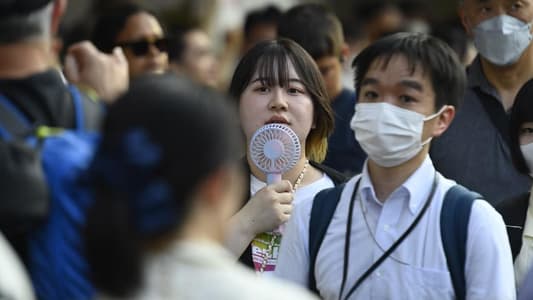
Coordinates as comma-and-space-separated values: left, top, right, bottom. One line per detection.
147, 43, 161, 57
268, 87, 288, 111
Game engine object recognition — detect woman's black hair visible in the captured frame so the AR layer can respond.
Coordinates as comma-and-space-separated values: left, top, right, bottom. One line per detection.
510, 79, 533, 175
91, 3, 145, 53
84, 74, 241, 298
229, 38, 334, 162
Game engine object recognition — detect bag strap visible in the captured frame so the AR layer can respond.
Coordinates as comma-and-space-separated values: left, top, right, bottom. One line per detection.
67, 85, 85, 131
0, 93, 32, 141
473, 88, 511, 148
308, 183, 346, 294
440, 184, 481, 300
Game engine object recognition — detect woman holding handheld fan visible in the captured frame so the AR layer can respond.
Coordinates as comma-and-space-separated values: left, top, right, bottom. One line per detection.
226, 39, 347, 274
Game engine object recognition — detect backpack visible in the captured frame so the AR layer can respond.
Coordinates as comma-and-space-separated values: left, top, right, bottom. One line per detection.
0, 86, 99, 300
308, 182, 481, 300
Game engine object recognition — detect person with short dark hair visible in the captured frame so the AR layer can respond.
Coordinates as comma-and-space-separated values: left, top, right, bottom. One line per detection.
92, 3, 168, 78
225, 38, 346, 275
275, 32, 514, 300
278, 4, 366, 176
85, 74, 317, 300
430, 0, 533, 206
242, 5, 282, 54
168, 25, 218, 88
496, 78, 533, 286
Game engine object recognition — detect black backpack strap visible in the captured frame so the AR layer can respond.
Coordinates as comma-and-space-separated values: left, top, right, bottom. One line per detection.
309, 160, 349, 185
308, 183, 346, 294
441, 184, 481, 300
0, 94, 32, 140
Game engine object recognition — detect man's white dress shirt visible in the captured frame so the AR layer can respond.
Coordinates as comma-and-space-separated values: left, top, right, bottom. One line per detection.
275, 156, 515, 300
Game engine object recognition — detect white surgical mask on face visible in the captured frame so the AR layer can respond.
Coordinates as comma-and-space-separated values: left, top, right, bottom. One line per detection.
520, 142, 533, 177
350, 102, 444, 168
473, 14, 533, 66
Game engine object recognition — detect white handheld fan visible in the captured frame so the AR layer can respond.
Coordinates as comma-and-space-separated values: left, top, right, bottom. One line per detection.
249, 123, 301, 184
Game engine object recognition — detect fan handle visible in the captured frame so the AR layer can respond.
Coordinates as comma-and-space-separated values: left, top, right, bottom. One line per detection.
267, 173, 282, 185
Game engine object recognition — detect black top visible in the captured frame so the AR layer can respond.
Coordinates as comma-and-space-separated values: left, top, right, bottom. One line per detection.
0, 69, 102, 260
323, 88, 366, 176
238, 159, 348, 268
495, 192, 529, 260
430, 57, 531, 206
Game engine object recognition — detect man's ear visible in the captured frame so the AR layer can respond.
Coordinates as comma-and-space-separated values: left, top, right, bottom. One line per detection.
433, 105, 456, 137
459, 7, 474, 37
51, 0, 67, 36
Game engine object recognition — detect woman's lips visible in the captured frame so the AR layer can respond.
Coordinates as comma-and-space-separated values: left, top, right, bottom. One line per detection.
266, 116, 289, 124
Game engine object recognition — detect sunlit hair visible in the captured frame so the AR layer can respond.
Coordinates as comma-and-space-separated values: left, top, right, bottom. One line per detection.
229, 38, 334, 162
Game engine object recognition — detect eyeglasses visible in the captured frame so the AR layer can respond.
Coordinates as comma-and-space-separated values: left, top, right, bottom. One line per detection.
117, 37, 168, 57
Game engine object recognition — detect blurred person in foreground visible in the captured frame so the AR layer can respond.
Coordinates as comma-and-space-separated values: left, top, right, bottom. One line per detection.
85, 74, 318, 300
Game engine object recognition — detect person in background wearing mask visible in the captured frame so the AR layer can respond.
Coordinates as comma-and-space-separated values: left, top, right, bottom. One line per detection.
431, 0, 533, 206
274, 32, 514, 300
92, 3, 168, 79
496, 79, 533, 287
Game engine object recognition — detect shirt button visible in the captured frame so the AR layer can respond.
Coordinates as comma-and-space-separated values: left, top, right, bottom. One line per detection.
384, 224, 390, 231
376, 271, 382, 277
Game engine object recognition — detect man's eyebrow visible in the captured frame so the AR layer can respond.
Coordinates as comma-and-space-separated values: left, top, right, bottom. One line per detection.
360, 77, 424, 92
400, 80, 424, 92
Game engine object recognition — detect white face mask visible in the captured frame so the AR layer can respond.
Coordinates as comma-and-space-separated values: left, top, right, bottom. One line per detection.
473, 15, 533, 66
350, 102, 444, 168
520, 142, 533, 176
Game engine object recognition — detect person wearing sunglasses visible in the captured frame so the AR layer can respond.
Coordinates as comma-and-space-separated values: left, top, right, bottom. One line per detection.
92, 3, 168, 78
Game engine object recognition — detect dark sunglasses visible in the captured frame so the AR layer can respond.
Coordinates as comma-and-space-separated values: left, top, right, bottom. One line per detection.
118, 37, 168, 57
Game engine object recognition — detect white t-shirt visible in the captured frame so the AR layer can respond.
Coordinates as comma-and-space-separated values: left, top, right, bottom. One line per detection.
249, 174, 334, 275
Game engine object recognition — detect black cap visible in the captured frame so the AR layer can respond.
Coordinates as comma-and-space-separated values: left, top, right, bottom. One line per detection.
0, 0, 53, 17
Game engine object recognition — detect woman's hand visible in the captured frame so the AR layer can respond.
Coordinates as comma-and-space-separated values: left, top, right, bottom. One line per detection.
224, 180, 293, 256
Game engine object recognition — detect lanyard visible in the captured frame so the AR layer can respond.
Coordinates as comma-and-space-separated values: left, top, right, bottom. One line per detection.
338, 172, 439, 300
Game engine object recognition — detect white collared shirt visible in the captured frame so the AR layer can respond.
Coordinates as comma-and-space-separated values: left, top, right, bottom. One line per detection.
514, 192, 533, 286
274, 156, 515, 300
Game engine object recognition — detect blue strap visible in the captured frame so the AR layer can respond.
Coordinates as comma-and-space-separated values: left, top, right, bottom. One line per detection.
308, 183, 345, 294
0, 93, 32, 140
440, 184, 481, 300
67, 85, 85, 131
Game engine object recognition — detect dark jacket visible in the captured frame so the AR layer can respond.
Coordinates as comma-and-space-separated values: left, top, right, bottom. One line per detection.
496, 192, 529, 260
238, 160, 348, 268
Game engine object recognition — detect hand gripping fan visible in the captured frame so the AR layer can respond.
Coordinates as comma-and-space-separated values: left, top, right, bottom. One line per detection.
249, 123, 301, 184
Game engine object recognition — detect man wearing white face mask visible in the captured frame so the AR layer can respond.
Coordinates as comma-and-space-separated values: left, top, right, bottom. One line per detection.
274, 32, 515, 300
431, 0, 533, 206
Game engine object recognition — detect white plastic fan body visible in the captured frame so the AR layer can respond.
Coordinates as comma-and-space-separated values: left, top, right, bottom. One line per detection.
249, 123, 301, 184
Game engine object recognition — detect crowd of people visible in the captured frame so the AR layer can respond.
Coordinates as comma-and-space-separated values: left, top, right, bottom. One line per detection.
1, 0, 533, 299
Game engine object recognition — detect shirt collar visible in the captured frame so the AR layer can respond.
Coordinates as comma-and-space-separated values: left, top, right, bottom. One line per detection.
359, 156, 436, 215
